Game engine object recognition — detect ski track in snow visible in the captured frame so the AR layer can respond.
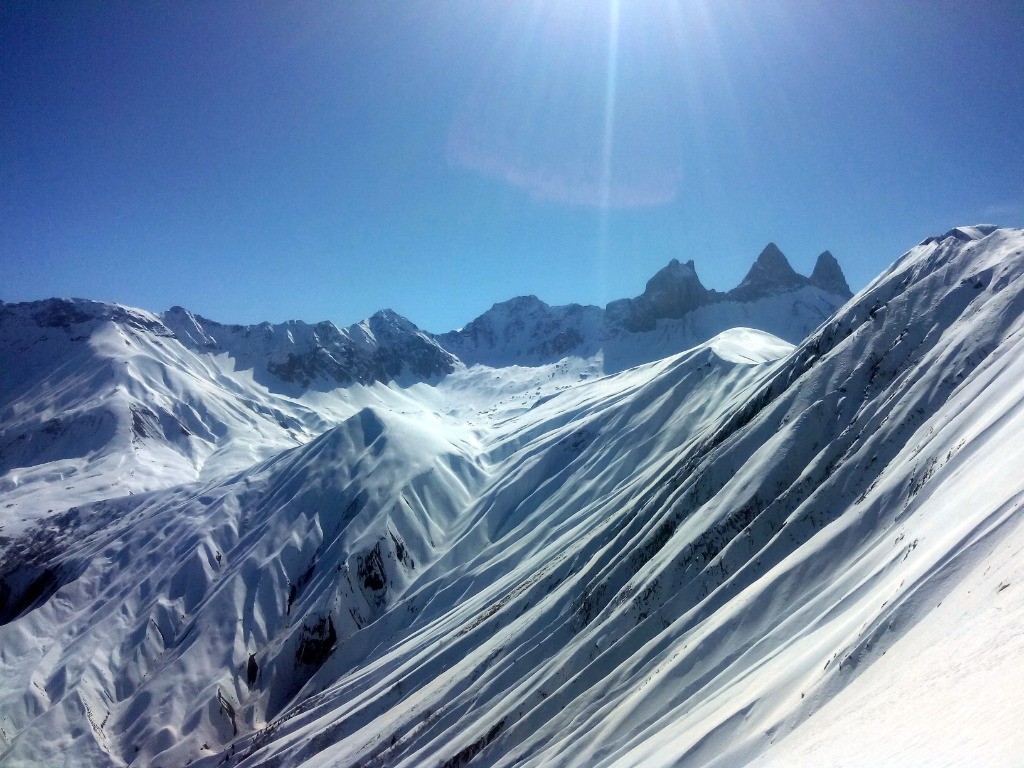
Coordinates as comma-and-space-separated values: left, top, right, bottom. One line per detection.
0, 226, 1023, 767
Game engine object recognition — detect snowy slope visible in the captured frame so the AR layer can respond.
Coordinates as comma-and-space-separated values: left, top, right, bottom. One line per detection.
0, 245, 841, 539
0, 327, 790, 767
1, 226, 1023, 767
194, 225, 1023, 768
0, 300, 457, 543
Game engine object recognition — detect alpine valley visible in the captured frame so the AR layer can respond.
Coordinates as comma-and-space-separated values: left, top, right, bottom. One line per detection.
1, 229, 1023, 768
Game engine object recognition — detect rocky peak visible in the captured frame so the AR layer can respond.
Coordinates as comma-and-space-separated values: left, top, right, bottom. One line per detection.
638, 257, 710, 321
810, 251, 853, 298
728, 243, 806, 301
643, 258, 699, 288
366, 308, 418, 335
489, 295, 550, 317
648, 257, 696, 282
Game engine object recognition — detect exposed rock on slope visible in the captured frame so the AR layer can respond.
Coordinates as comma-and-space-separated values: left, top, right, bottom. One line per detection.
809, 250, 851, 295
162, 306, 458, 390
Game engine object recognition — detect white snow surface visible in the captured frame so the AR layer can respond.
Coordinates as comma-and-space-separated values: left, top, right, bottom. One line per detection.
1, 226, 1023, 767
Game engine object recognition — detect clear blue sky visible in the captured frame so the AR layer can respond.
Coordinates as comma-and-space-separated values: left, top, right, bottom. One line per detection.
2, 1, 1022, 333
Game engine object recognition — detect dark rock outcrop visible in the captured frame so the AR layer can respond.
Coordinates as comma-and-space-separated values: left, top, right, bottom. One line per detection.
161, 306, 457, 390
727, 243, 808, 302
606, 258, 713, 333
810, 251, 853, 297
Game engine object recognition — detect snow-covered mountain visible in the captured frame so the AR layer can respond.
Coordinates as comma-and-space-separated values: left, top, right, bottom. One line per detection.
439, 244, 851, 369
0, 244, 845, 535
2, 227, 1023, 767
162, 306, 458, 391
0, 299, 462, 542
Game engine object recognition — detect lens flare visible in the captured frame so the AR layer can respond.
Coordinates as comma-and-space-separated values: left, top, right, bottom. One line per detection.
447, 0, 685, 210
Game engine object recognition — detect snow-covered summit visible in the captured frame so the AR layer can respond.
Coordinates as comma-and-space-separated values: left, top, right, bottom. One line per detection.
1, 296, 172, 337
920, 223, 1000, 245
160, 305, 457, 390
436, 297, 604, 367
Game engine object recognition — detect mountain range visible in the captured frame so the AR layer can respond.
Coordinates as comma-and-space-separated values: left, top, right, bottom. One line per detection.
2, 228, 1022, 767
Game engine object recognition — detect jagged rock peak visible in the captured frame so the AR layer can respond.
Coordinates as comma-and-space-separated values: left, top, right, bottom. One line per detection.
729, 243, 806, 301
650, 257, 699, 281
751, 242, 799, 278
638, 257, 709, 320
367, 307, 417, 331
810, 250, 852, 297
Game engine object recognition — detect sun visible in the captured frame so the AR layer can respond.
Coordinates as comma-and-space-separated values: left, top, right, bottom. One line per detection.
446, 0, 698, 211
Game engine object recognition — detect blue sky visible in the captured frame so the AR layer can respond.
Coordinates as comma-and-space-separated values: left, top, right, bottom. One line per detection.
2, 1, 1022, 333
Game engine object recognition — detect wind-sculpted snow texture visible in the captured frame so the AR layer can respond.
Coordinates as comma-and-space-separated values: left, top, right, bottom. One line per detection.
0, 299, 460, 544
1, 227, 1024, 767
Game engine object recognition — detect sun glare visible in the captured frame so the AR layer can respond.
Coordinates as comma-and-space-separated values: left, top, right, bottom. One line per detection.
447, 0, 691, 211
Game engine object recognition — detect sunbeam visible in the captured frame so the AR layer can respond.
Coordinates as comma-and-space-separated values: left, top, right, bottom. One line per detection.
597, 0, 622, 299
447, 0, 685, 211
599, 0, 621, 212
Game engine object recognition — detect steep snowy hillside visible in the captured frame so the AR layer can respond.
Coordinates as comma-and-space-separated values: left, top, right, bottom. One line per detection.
0, 246, 844, 542
0, 300, 459, 541
1, 226, 1022, 767
207, 224, 1023, 768
0, 327, 790, 767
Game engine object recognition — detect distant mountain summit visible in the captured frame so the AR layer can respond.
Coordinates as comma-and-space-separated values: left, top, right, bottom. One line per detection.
605, 258, 711, 333
435, 297, 603, 366
0, 242, 853, 407
446, 242, 853, 369
728, 243, 807, 301
726, 243, 854, 302
810, 250, 852, 296
160, 305, 457, 390
636, 257, 711, 321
